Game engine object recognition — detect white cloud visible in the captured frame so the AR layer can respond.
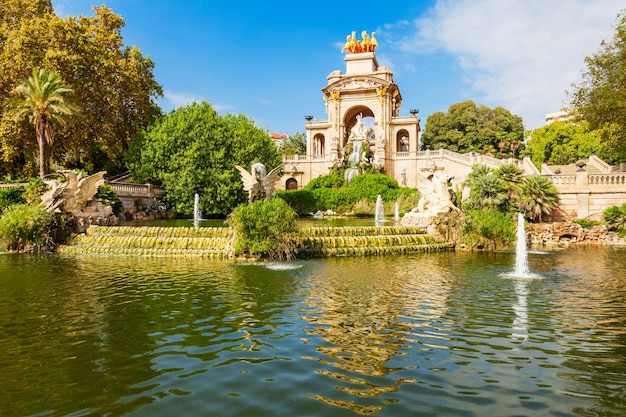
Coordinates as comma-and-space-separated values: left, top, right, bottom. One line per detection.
161, 91, 233, 113
399, 0, 622, 128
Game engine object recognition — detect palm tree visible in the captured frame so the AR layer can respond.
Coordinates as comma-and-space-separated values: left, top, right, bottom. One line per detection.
495, 163, 525, 203
517, 175, 560, 222
468, 174, 508, 210
11, 68, 78, 178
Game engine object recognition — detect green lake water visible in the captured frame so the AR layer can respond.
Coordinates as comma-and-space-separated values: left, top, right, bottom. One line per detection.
1, 246, 625, 416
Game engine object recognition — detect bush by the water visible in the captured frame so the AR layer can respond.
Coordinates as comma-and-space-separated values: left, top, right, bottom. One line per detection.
95, 184, 124, 215
278, 173, 418, 215
0, 186, 26, 213
227, 197, 299, 260
604, 203, 626, 234
462, 209, 516, 250
0, 204, 55, 251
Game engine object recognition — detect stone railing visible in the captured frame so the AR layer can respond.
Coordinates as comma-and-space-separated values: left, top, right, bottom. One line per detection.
395, 152, 410, 158
546, 175, 577, 187
283, 155, 309, 162
108, 182, 164, 198
588, 173, 626, 186
546, 173, 626, 190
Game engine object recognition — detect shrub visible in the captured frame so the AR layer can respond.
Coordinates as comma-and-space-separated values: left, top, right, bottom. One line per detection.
23, 177, 47, 204
95, 184, 124, 215
604, 203, 626, 232
0, 204, 55, 251
304, 174, 345, 190
349, 174, 399, 201
0, 186, 26, 213
572, 218, 601, 228
277, 189, 317, 215
462, 209, 516, 250
227, 197, 299, 260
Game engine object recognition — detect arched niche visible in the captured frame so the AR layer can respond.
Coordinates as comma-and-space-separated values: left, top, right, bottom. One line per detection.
343, 105, 375, 148
285, 178, 298, 190
313, 133, 325, 156
396, 129, 409, 152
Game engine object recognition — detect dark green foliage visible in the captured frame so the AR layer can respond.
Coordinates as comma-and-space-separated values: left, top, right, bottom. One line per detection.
462, 209, 516, 250
603, 203, 626, 232
464, 165, 559, 222
281, 173, 418, 215
0, 186, 25, 213
94, 184, 124, 215
572, 218, 601, 228
348, 174, 401, 201
24, 177, 46, 204
0, 203, 54, 250
305, 174, 345, 190
128, 101, 280, 216
421, 100, 524, 155
464, 166, 508, 211
569, 11, 626, 162
276, 189, 317, 215
517, 175, 560, 222
227, 197, 298, 260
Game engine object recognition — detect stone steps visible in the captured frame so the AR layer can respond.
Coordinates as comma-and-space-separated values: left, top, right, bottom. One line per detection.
58, 225, 454, 258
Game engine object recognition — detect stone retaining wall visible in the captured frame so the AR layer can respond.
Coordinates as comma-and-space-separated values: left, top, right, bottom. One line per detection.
526, 222, 625, 245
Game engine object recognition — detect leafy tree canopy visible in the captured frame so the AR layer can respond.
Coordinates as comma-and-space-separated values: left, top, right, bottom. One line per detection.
279, 132, 306, 155
570, 9, 626, 162
129, 101, 281, 217
525, 120, 604, 168
0, 0, 162, 177
421, 100, 524, 156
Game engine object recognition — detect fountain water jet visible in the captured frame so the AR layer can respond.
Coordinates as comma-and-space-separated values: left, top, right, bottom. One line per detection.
375, 195, 386, 224
193, 193, 202, 227
394, 201, 400, 222
505, 212, 540, 279
515, 212, 529, 276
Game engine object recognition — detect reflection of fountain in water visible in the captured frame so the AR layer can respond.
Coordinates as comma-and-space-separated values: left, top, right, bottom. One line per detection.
375, 195, 386, 224
512, 280, 529, 340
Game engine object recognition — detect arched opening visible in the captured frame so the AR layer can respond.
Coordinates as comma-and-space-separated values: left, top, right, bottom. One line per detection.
396, 129, 409, 153
343, 105, 375, 149
285, 178, 298, 190
313, 133, 325, 157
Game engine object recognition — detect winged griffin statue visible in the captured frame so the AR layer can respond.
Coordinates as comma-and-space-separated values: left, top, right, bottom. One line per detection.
40, 170, 106, 213
412, 172, 459, 215
235, 163, 282, 202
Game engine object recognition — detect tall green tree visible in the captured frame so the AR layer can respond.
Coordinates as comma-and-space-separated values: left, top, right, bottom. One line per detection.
421, 100, 524, 155
525, 120, 605, 168
570, 10, 626, 162
0, 1, 162, 176
10, 68, 78, 178
129, 101, 280, 216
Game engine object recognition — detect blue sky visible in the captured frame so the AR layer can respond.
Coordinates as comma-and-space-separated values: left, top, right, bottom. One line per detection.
52, 0, 623, 135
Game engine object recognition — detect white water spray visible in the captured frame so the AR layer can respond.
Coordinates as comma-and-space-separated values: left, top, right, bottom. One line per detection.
193, 193, 202, 222
514, 212, 531, 277
375, 195, 385, 223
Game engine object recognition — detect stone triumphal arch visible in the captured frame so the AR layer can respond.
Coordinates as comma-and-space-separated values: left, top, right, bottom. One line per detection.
281, 31, 421, 189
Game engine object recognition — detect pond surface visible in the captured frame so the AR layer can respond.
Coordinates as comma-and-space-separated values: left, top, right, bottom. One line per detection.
1, 246, 625, 416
